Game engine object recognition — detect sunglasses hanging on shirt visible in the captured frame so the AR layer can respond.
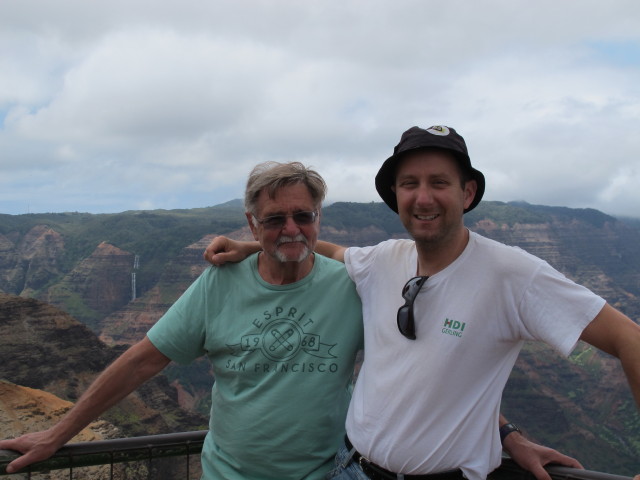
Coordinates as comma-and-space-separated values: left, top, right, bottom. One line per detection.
397, 276, 428, 340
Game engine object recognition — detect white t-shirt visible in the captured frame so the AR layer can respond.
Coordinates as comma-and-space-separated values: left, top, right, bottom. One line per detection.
343, 232, 605, 480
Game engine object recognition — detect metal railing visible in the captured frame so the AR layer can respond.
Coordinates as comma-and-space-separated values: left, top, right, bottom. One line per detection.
495, 459, 633, 480
0, 431, 206, 479
0, 431, 634, 479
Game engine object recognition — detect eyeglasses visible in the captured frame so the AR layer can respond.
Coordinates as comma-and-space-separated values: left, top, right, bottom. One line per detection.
397, 276, 428, 340
252, 210, 318, 230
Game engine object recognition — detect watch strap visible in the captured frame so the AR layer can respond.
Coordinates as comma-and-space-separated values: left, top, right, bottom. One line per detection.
499, 422, 521, 444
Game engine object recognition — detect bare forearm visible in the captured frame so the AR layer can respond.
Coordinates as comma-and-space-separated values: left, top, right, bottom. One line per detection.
581, 303, 640, 409
615, 311, 640, 410
49, 338, 170, 444
620, 345, 640, 410
0, 338, 170, 474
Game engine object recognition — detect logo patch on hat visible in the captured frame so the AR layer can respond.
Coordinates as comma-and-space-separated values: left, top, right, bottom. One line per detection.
426, 126, 450, 136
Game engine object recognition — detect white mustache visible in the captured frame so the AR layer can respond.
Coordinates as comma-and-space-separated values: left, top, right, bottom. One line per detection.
276, 234, 307, 246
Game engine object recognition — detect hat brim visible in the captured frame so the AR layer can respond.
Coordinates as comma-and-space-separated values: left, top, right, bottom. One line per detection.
375, 150, 485, 214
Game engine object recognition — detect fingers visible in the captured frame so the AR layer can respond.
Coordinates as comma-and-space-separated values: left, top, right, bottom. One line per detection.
205, 251, 232, 266
549, 452, 583, 470
540, 447, 583, 469
207, 254, 226, 266
503, 435, 584, 480
3, 446, 47, 474
203, 237, 228, 265
519, 450, 582, 480
6, 455, 29, 474
203, 236, 254, 266
527, 463, 552, 480
0, 433, 59, 474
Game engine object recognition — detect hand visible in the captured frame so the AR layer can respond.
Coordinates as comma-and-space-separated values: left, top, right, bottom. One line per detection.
203, 236, 259, 266
0, 430, 62, 474
502, 432, 583, 480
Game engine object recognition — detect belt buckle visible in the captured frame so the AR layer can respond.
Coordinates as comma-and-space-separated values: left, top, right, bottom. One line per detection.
358, 455, 387, 480
358, 455, 374, 476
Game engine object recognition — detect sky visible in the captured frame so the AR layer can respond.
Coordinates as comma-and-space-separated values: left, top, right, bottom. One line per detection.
1, 0, 640, 217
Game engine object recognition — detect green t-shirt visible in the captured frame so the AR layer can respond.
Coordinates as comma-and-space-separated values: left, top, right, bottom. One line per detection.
147, 253, 363, 480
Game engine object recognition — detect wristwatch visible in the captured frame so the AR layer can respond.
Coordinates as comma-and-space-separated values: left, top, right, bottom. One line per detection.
499, 422, 522, 444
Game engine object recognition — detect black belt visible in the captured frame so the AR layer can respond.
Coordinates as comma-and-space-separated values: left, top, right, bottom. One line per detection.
344, 436, 464, 480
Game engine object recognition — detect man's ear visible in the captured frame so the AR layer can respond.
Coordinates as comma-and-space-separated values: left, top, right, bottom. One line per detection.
463, 180, 478, 210
245, 212, 260, 240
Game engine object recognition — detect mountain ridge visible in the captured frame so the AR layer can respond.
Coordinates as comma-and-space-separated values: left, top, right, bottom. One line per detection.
1, 200, 640, 475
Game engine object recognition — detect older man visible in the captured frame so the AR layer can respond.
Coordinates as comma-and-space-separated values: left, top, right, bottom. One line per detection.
0, 162, 363, 479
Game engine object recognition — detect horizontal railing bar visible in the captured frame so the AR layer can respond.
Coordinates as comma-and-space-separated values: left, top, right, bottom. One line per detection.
549, 466, 634, 480
499, 458, 633, 480
1, 433, 633, 479
0, 430, 207, 475
55, 430, 207, 455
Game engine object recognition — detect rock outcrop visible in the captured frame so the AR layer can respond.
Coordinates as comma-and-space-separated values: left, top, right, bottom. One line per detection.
0, 293, 206, 437
0, 226, 65, 297
0, 380, 121, 479
37, 242, 134, 332
0, 380, 118, 442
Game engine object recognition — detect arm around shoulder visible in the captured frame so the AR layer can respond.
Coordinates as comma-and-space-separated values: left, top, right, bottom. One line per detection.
315, 240, 347, 263
204, 236, 261, 266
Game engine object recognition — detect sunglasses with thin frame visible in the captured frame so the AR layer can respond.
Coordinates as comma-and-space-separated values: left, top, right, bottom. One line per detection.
253, 210, 318, 230
397, 276, 429, 340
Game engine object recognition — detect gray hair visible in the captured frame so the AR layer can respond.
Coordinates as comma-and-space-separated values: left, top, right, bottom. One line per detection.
244, 161, 327, 215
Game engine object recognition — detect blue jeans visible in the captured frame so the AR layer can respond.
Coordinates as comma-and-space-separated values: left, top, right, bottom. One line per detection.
325, 441, 371, 479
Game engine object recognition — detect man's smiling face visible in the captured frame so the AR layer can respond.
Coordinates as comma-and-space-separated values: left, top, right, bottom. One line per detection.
393, 150, 476, 248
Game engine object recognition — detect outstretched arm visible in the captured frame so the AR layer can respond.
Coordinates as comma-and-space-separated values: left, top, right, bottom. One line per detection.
0, 337, 170, 474
580, 303, 640, 408
580, 304, 640, 480
579, 304, 640, 480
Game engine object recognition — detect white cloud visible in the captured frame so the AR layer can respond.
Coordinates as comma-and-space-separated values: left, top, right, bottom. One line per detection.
1, 0, 640, 216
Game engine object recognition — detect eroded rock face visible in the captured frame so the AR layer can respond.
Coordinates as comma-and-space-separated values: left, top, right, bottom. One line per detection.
0, 380, 202, 480
98, 234, 218, 347
0, 380, 121, 480
0, 226, 65, 296
2, 203, 640, 474
37, 242, 135, 332
0, 379, 119, 442
0, 293, 206, 438
0, 293, 112, 393
0, 229, 134, 332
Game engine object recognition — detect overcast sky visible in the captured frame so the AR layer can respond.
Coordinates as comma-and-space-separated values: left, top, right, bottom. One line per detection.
1, 1, 639, 218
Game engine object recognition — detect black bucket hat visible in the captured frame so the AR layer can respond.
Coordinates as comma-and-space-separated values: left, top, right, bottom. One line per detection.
375, 125, 485, 213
